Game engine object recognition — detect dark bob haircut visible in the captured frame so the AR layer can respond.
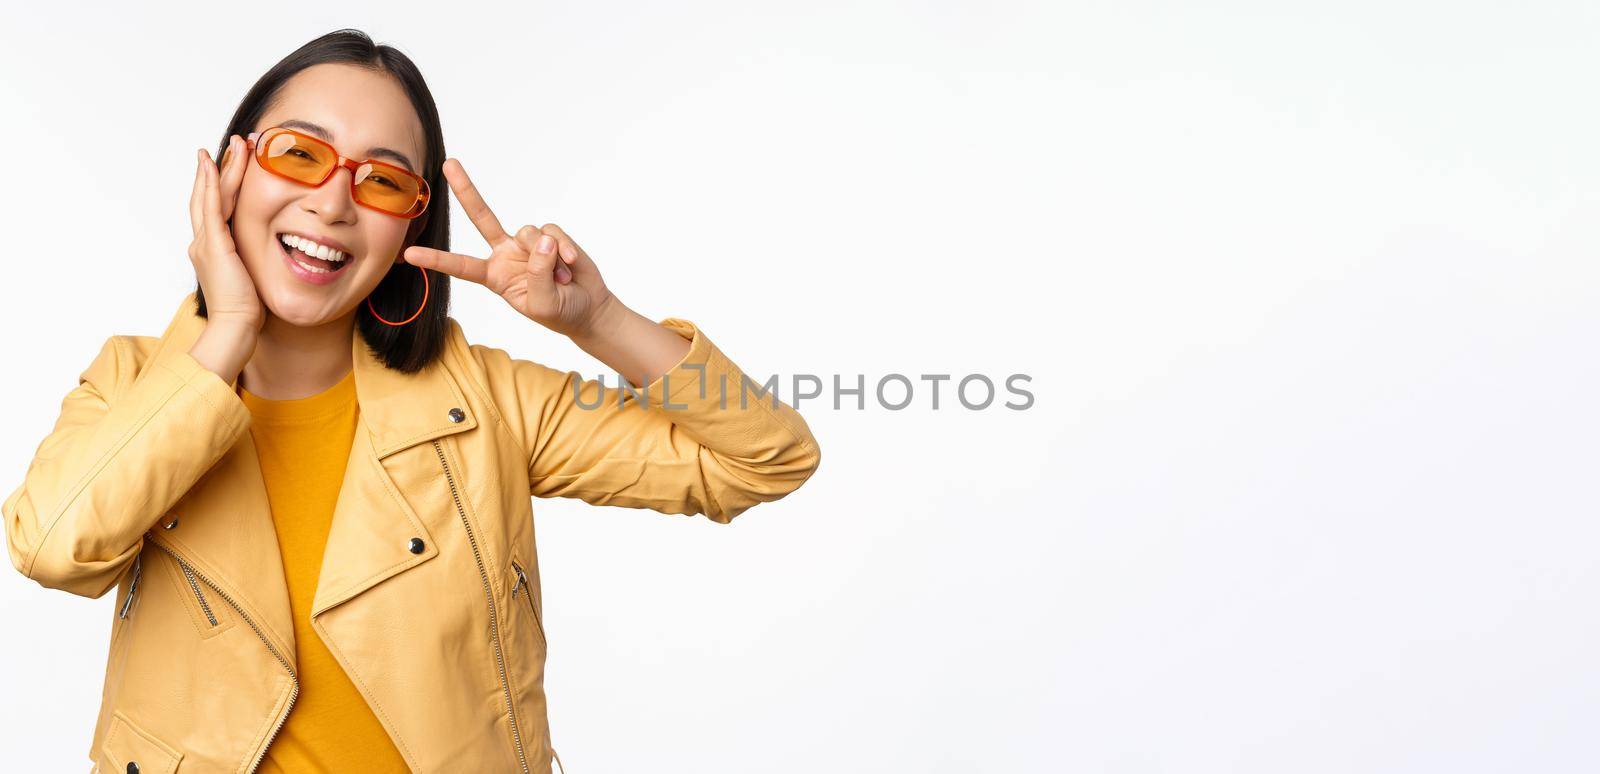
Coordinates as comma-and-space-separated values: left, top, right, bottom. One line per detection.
195, 28, 451, 373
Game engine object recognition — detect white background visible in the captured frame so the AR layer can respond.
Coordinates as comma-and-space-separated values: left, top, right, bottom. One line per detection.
2, 1, 1597, 771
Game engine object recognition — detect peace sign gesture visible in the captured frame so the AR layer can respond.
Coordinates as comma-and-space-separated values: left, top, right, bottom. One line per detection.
403, 159, 613, 339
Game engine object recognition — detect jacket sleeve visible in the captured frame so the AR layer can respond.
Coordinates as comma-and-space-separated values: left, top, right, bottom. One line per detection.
3, 337, 252, 598
468, 318, 821, 523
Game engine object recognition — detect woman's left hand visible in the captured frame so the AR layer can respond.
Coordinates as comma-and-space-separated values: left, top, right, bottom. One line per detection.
402, 158, 614, 340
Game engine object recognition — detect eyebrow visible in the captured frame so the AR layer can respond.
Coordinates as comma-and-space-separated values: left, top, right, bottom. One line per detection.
278, 119, 419, 172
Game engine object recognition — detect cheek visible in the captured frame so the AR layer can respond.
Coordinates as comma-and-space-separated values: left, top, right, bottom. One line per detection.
358, 220, 411, 266
230, 174, 292, 260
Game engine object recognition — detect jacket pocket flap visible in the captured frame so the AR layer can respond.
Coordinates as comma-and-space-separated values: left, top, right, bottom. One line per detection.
101, 710, 182, 774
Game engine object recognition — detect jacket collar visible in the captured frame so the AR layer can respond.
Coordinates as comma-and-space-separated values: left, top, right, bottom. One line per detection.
149, 291, 479, 456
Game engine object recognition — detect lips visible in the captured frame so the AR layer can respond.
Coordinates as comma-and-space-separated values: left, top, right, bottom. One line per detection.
276, 239, 352, 286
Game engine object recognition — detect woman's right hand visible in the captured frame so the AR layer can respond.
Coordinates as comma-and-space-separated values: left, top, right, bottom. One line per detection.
189, 136, 262, 331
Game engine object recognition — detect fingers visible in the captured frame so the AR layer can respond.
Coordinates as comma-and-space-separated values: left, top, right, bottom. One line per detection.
201, 148, 227, 249
219, 135, 248, 222
539, 223, 581, 266
519, 224, 581, 284
514, 225, 561, 286
513, 226, 572, 284
403, 245, 490, 284
190, 150, 208, 239
443, 158, 511, 247
539, 223, 596, 285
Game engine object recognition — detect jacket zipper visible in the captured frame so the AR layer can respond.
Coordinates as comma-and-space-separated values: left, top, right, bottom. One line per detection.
118, 554, 142, 620
178, 561, 219, 626
147, 540, 298, 774
434, 440, 531, 774
510, 559, 546, 645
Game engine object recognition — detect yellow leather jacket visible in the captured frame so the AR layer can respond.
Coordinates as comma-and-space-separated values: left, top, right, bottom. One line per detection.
4, 292, 821, 773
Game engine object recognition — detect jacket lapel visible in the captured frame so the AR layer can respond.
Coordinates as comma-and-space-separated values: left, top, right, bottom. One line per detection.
141, 292, 480, 659
310, 327, 479, 617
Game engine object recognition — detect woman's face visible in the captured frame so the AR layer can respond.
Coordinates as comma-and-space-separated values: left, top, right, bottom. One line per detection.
231, 63, 427, 328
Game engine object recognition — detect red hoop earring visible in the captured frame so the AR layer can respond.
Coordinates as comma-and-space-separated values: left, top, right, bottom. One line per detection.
367, 264, 430, 326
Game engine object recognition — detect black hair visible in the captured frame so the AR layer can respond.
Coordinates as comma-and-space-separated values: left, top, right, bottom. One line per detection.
195, 28, 451, 373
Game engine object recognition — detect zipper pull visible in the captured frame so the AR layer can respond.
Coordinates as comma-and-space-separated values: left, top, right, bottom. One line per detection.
511, 561, 529, 596
118, 554, 142, 620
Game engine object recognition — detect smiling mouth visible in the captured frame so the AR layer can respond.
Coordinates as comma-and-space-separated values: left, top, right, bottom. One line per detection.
276, 233, 353, 275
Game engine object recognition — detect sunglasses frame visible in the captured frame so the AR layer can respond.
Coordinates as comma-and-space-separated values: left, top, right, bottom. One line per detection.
245, 126, 430, 219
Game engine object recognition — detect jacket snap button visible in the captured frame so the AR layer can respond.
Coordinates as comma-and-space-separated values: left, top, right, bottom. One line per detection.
447, 407, 466, 423
163, 516, 179, 530
127, 762, 139, 774
409, 537, 425, 554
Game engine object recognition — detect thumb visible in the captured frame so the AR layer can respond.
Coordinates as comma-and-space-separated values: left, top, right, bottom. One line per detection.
514, 225, 560, 285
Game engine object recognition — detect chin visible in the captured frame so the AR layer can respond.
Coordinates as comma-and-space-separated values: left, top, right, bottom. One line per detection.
262, 290, 347, 328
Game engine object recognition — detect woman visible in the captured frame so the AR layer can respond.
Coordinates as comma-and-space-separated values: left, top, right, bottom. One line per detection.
3, 29, 820, 774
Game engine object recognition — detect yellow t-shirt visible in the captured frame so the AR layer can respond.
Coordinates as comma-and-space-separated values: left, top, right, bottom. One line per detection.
240, 369, 409, 773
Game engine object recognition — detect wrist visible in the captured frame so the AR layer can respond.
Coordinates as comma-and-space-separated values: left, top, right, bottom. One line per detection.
564, 295, 692, 389
189, 320, 257, 383
570, 293, 629, 353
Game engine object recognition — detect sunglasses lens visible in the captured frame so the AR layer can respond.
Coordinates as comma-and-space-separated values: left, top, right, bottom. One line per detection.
352, 163, 425, 217
261, 130, 336, 185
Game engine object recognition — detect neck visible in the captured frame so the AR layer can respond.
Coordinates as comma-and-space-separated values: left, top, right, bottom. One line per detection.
239, 311, 357, 400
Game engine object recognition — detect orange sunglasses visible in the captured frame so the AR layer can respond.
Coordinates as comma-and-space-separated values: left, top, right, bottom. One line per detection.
242, 126, 430, 219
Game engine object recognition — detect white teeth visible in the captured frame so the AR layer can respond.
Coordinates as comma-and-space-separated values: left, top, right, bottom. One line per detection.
277, 233, 348, 262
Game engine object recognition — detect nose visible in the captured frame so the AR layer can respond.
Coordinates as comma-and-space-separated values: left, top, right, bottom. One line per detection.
300, 158, 359, 223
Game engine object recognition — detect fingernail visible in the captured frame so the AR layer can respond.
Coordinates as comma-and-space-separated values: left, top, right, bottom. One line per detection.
536, 235, 555, 254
